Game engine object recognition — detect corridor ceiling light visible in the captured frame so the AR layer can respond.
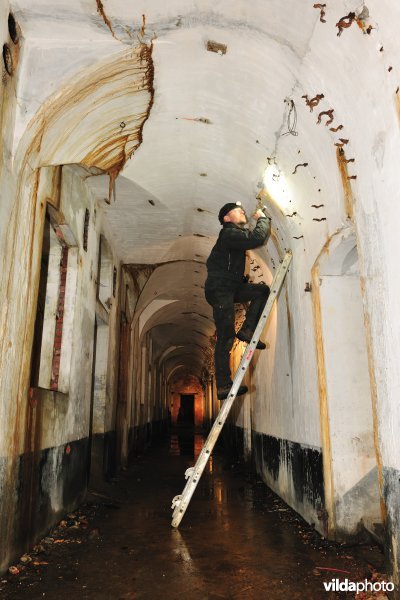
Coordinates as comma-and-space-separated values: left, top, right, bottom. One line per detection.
262, 164, 292, 212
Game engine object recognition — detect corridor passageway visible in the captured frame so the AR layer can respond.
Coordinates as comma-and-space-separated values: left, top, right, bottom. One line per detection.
1, 0, 400, 596
0, 432, 386, 599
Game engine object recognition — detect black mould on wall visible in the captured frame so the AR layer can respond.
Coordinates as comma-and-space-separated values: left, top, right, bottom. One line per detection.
254, 431, 324, 509
225, 427, 324, 514
9, 438, 90, 562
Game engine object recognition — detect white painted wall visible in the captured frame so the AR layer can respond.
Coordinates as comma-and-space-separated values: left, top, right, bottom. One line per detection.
320, 273, 379, 532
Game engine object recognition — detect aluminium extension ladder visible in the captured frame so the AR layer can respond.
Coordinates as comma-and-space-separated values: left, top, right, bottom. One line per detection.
171, 250, 292, 528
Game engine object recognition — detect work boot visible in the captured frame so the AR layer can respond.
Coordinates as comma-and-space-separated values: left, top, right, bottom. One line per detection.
236, 328, 266, 350
217, 384, 248, 400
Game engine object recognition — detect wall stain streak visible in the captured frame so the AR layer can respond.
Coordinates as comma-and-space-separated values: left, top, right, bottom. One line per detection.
285, 289, 292, 356
23, 45, 155, 205
311, 261, 335, 537
359, 281, 386, 526
249, 429, 325, 530
336, 147, 354, 220
17, 168, 50, 549
83, 43, 154, 200
395, 89, 400, 126
96, 0, 117, 39
0, 168, 44, 568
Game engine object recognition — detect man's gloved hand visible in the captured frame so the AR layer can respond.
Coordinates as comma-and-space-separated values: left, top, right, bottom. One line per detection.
252, 208, 266, 220
261, 205, 272, 221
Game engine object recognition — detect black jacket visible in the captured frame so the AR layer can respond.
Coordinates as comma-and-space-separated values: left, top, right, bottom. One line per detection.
206, 217, 271, 283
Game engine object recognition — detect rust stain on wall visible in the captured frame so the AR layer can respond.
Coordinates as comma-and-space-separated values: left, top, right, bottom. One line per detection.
96, 0, 117, 39
44, 165, 62, 209
25, 44, 154, 195
0, 166, 44, 567
395, 89, 400, 126
82, 44, 154, 197
140, 14, 146, 38
311, 263, 335, 537
336, 147, 354, 220
285, 289, 292, 352
359, 279, 386, 524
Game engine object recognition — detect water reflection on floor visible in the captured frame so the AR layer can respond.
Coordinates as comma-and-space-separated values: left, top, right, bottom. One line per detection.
169, 429, 204, 459
2, 428, 386, 600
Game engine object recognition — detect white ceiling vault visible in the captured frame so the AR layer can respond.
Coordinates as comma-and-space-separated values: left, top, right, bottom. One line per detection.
12, 0, 399, 379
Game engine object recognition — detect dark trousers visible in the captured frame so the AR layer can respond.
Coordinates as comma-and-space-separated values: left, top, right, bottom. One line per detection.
205, 279, 270, 388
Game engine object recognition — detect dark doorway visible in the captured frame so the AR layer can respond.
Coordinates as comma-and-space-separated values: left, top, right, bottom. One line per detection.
177, 394, 195, 456
178, 394, 195, 426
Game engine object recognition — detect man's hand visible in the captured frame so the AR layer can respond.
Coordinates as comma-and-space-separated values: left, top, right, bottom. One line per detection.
252, 209, 266, 220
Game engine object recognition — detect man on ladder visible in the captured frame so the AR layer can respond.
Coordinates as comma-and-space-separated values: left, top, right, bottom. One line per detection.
204, 201, 271, 400
172, 219, 291, 526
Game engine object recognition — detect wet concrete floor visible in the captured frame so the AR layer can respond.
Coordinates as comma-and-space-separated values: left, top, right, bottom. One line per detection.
1, 430, 387, 599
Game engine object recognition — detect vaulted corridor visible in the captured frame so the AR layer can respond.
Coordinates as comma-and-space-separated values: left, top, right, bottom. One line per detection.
1, 0, 400, 597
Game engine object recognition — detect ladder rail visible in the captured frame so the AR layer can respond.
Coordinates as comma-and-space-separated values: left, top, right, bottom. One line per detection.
171, 250, 292, 527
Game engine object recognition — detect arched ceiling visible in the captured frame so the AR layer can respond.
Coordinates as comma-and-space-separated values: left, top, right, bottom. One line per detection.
12, 0, 400, 379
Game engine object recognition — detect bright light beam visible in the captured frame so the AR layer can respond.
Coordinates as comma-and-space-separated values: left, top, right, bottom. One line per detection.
262, 164, 292, 212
